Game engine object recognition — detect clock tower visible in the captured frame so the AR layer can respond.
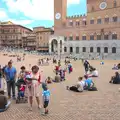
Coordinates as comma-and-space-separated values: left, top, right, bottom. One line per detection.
54, 0, 67, 29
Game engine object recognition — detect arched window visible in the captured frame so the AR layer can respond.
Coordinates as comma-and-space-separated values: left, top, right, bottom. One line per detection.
76, 47, 79, 53
104, 34, 109, 40
97, 17, 102, 24
82, 35, 86, 40
69, 35, 73, 40
90, 19, 94, 24
90, 34, 94, 40
64, 47, 67, 52
76, 36, 79, 40
70, 47, 73, 53
112, 47, 116, 53
90, 47, 93, 53
97, 47, 101, 53
97, 34, 101, 40
104, 47, 108, 53
104, 16, 109, 23
69, 20, 73, 26
112, 33, 117, 40
83, 47, 86, 52
64, 36, 67, 41
76, 20, 80, 26
82, 19, 87, 25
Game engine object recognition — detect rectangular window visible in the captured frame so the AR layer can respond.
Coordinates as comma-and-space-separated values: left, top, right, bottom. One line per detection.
90, 20, 94, 24
76, 47, 79, 53
83, 47, 86, 52
90, 47, 93, 53
82, 36, 86, 40
97, 19, 102, 24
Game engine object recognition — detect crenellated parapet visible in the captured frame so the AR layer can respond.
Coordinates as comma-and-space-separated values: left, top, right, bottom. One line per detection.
66, 14, 87, 20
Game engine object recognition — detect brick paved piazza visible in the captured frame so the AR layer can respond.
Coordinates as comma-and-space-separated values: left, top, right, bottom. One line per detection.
0, 53, 120, 120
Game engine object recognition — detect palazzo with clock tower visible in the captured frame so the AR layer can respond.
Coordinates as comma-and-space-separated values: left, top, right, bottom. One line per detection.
49, 0, 120, 59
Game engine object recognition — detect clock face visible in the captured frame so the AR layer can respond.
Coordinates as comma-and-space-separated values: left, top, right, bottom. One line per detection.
99, 2, 107, 10
55, 13, 61, 20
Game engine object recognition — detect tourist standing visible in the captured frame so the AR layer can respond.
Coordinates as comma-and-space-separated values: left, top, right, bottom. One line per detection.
26, 65, 41, 111
84, 60, 90, 74
4, 61, 17, 99
41, 83, 50, 115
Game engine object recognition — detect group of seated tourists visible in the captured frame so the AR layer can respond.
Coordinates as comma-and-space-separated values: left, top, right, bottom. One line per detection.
45, 70, 66, 84
109, 72, 120, 84
66, 75, 97, 92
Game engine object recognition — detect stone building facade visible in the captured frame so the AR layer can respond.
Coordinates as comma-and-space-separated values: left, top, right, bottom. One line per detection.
0, 21, 33, 48
49, 0, 120, 57
22, 33, 36, 50
33, 27, 54, 52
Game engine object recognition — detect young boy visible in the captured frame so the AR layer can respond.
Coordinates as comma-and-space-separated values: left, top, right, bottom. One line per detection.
41, 83, 50, 115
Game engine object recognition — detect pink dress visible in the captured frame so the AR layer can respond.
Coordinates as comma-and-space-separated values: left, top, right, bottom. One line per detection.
27, 72, 41, 97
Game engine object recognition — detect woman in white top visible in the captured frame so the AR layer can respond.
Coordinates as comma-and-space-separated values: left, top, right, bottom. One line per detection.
89, 68, 98, 77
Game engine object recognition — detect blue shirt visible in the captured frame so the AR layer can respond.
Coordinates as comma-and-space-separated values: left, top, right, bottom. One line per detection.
4, 67, 16, 81
42, 90, 50, 101
85, 78, 93, 86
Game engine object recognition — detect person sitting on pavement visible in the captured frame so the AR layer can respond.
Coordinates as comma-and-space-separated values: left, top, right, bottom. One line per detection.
66, 77, 85, 92
0, 90, 11, 112
88, 68, 99, 77
109, 72, 120, 84
112, 64, 118, 70
84, 75, 94, 90
45, 77, 52, 84
53, 73, 61, 83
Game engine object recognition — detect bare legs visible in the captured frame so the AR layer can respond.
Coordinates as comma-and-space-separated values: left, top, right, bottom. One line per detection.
29, 96, 40, 111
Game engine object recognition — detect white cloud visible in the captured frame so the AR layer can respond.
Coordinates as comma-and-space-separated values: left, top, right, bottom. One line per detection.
0, 10, 8, 20
3, 0, 80, 21
9, 19, 33, 25
68, 0, 80, 6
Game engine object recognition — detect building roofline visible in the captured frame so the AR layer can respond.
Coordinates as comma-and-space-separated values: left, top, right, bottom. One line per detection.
0, 24, 33, 32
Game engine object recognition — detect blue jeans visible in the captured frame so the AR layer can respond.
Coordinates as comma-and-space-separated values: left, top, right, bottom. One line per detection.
18, 91, 24, 98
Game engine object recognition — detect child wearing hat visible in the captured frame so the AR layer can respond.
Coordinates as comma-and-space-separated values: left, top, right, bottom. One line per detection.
42, 83, 50, 115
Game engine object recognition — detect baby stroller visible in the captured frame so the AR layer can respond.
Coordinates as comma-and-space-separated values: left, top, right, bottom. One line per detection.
15, 79, 28, 104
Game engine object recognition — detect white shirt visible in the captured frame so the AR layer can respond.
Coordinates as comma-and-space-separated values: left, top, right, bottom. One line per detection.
77, 81, 85, 91
92, 70, 98, 76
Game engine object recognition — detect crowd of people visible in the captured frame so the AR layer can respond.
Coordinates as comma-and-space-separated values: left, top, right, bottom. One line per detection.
0, 52, 119, 117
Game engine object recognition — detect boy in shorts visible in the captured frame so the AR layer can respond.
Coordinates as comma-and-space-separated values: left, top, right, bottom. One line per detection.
42, 83, 50, 115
